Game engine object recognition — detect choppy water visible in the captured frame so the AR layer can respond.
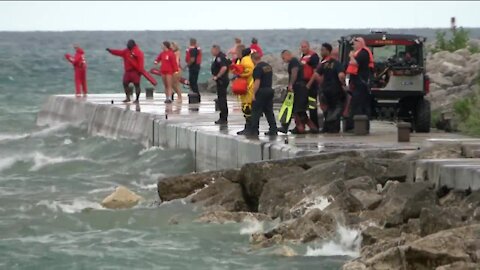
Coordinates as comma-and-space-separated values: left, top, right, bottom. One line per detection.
1, 29, 470, 269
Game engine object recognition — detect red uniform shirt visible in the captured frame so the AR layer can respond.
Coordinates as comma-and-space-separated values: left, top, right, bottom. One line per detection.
108, 46, 145, 72
250, 44, 263, 57
155, 49, 179, 75
65, 47, 87, 70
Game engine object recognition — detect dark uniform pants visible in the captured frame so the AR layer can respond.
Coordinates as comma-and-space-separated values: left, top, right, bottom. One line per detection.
346, 82, 371, 131
189, 67, 200, 95
308, 84, 319, 128
216, 80, 229, 121
250, 88, 277, 134
322, 88, 345, 133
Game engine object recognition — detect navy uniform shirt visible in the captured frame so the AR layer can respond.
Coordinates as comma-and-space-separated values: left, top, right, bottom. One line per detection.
317, 57, 345, 92
253, 62, 273, 89
288, 57, 304, 85
211, 52, 229, 83
354, 49, 370, 82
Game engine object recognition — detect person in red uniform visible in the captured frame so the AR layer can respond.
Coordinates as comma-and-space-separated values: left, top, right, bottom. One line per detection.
154, 41, 179, 104
64, 44, 87, 97
106, 39, 145, 103
249, 38, 263, 58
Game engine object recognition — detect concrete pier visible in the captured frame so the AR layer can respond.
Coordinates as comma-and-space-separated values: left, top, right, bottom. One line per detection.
37, 93, 469, 172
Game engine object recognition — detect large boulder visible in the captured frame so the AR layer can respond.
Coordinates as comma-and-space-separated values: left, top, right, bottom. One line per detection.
157, 170, 238, 201
253, 208, 336, 245
419, 206, 464, 236
361, 181, 437, 227
237, 162, 305, 212
101, 186, 143, 209
190, 177, 248, 212
363, 224, 480, 269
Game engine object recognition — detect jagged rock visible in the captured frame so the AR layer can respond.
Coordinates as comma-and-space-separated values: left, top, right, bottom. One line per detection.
250, 233, 283, 250
452, 73, 467, 86
259, 157, 387, 219
419, 206, 464, 236
363, 224, 480, 269
190, 177, 248, 212
270, 245, 298, 257
345, 176, 376, 191
195, 211, 271, 224
359, 233, 420, 263
168, 216, 179, 225
238, 162, 305, 212
403, 143, 463, 160
257, 208, 336, 245
429, 72, 454, 87
101, 186, 143, 209
342, 261, 367, 270
436, 262, 480, 270
157, 169, 238, 201
361, 226, 402, 247
361, 181, 437, 227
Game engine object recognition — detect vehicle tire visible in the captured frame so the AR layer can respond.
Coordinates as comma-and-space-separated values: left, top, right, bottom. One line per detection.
414, 98, 431, 133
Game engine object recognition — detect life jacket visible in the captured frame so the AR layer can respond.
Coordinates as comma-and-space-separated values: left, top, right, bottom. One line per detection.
346, 47, 374, 75
185, 46, 202, 65
300, 50, 317, 80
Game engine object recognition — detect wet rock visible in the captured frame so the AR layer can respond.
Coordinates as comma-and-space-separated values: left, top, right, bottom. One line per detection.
350, 189, 382, 211
101, 186, 143, 209
362, 181, 437, 227
419, 206, 464, 236
168, 216, 179, 225
250, 233, 283, 250
345, 176, 376, 191
436, 262, 480, 270
361, 226, 402, 247
157, 170, 237, 201
342, 261, 367, 270
190, 177, 248, 212
270, 245, 297, 257
359, 233, 420, 263
195, 211, 271, 224
402, 143, 463, 160
363, 224, 480, 269
260, 208, 336, 244
238, 162, 305, 212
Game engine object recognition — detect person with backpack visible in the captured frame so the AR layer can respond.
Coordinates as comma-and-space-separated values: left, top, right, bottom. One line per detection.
185, 38, 202, 103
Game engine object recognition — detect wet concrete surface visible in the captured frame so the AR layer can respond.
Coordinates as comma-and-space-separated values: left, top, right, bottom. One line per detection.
61, 93, 469, 154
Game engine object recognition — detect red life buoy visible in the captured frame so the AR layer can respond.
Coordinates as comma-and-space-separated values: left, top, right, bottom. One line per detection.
232, 77, 248, 95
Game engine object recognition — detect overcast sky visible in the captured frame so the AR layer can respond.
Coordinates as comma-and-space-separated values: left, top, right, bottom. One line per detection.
0, 1, 479, 31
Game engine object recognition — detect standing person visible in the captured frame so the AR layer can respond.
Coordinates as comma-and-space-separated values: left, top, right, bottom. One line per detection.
64, 44, 87, 97
279, 50, 319, 134
185, 38, 202, 102
345, 37, 374, 132
171, 42, 183, 102
228, 37, 242, 61
247, 52, 277, 136
106, 39, 145, 103
154, 41, 179, 104
210, 45, 230, 125
300, 40, 320, 129
307, 43, 346, 133
231, 44, 255, 135
250, 38, 263, 58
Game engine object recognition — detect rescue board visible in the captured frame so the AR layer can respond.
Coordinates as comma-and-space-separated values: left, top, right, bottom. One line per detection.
278, 92, 294, 124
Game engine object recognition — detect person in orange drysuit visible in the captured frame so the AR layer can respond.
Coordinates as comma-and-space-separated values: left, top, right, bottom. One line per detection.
65, 44, 87, 97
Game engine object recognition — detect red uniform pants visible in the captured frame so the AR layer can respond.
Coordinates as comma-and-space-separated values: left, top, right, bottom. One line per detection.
74, 68, 87, 95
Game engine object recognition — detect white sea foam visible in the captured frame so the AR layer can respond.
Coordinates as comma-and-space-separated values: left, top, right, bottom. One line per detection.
240, 220, 264, 235
63, 138, 72, 145
0, 157, 19, 172
29, 123, 71, 138
36, 198, 104, 214
0, 133, 29, 142
29, 152, 88, 171
305, 225, 361, 257
139, 146, 164, 156
88, 187, 115, 194
131, 180, 157, 190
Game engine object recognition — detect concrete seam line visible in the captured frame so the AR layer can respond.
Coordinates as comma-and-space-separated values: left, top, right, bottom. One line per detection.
194, 129, 197, 172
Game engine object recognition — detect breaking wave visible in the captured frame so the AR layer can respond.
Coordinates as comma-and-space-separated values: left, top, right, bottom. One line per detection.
305, 225, 361, 258
36, 198, 105, 214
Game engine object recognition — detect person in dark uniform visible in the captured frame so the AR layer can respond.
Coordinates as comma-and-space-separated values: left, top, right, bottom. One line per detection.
246, 52, 277, 136
186, 38, 202, 102
279, 50, 319, 134
210, 45, 229, 125
307, 43, 346, 133
345, 37, 373, 132
300, 40, 320, 128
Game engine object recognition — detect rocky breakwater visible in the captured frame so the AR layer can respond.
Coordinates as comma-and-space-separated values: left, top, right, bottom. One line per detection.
157, 143, 480, 268
427, 39, 480, 111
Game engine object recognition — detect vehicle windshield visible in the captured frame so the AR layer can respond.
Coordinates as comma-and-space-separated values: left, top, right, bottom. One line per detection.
369, 44, 422, 66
